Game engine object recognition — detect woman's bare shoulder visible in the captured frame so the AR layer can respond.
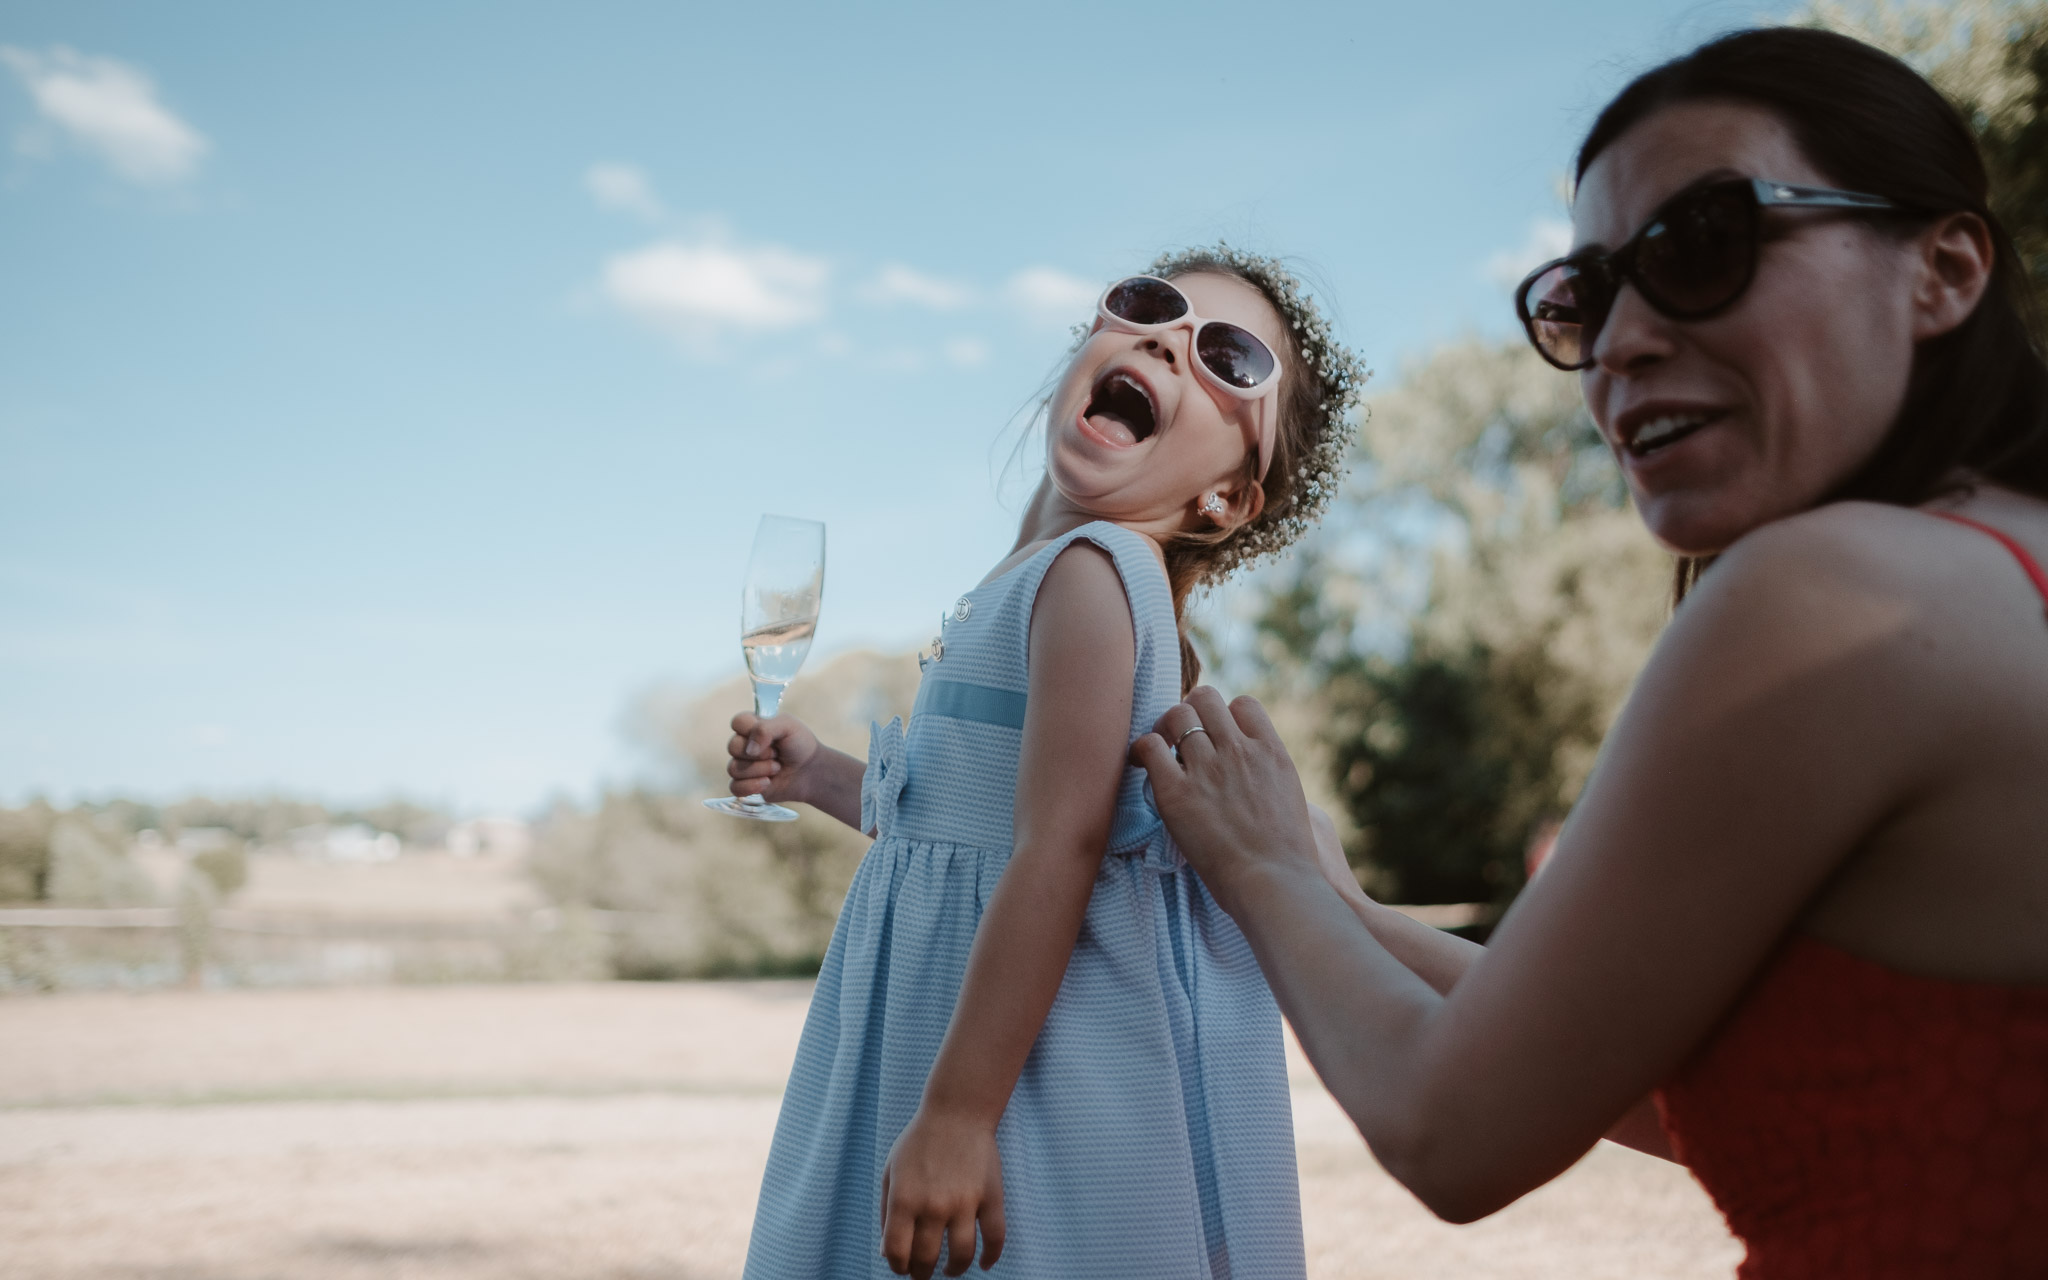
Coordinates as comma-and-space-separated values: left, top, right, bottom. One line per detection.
1644, 500, 2013, 759
1719, 499, 1943, 576
1714, 497, 2043, 624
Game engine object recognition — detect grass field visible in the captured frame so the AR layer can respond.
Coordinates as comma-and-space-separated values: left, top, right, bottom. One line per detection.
0, 982, 1741, 1279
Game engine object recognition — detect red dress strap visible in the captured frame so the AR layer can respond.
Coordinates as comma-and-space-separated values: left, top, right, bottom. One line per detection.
1929, 510, 2048, 616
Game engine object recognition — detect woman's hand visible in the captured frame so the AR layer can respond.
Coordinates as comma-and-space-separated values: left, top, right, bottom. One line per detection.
879, 1105, 1005, 1278
1129, 686, 1325, 916
725, 712, 820, 805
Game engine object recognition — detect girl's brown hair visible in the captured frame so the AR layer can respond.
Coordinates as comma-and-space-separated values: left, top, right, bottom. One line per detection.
1147, 247, 1368, 689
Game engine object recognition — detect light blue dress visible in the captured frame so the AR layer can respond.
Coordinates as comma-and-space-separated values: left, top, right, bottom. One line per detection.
742, 521, 1304, 1280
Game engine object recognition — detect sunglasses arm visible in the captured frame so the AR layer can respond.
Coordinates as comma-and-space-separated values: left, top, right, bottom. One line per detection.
1748, 177, 1903, 213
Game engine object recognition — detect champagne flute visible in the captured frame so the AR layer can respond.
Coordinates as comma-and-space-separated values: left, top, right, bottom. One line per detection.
704, 514, 826, 822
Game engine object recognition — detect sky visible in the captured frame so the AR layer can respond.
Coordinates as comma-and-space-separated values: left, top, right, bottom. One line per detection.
0, 0, 1795, 815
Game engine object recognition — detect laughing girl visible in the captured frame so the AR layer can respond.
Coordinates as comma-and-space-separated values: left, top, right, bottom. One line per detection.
724, 246, 1364, 1280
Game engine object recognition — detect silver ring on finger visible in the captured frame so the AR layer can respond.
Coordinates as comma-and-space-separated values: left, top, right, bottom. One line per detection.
1174, 725, 1209, 759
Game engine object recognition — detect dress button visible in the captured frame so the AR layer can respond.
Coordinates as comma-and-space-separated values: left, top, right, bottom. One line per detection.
954, 597, 973, 622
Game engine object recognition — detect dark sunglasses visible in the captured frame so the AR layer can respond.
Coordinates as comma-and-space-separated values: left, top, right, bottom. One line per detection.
1515, 176, 1914, 371
1097, 276, 1282, 396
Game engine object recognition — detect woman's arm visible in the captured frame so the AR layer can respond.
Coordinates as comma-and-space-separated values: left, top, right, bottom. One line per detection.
879, 543, 1137, 1279
1308, 805, 1483, 997
1137, 512, 1951, 1219
1308, 805, 1671, 1158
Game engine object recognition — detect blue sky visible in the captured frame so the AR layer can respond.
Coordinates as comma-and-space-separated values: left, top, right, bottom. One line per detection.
0, 0, 1791, 814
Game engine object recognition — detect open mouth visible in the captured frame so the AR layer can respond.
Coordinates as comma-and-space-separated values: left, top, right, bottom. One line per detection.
1084, 371, 1157, 447
1626, 411, 1722, 458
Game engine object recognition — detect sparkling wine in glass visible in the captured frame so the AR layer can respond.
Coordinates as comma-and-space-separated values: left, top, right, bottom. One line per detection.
705, 514, 825, 823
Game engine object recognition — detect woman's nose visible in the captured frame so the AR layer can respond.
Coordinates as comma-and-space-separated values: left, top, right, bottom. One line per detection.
1592, 284, 1677, 376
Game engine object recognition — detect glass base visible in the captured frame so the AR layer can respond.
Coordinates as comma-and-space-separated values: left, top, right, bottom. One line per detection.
703, 795, 800, 823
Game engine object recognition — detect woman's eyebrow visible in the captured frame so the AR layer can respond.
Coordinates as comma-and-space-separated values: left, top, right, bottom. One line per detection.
1579, 164, 1750, 253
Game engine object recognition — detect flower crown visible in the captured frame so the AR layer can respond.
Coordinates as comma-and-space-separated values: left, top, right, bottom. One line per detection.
1142, 243, 1369, 581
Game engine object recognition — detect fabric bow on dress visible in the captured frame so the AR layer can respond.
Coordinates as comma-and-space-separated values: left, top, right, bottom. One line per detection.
1129, 784, 1188, 874
860, 717, 908, 838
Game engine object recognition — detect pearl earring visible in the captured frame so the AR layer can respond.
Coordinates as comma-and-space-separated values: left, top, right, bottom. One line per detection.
1200, 494, 1225, 516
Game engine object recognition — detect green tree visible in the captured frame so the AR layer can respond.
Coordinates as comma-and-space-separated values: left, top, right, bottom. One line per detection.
46, 816, 158, 907
1811, 0, 2048, 323
1246, 338, 1667, 905
191, 838, 249, 898
527, 648, 920, 978
0, 802, 57, 902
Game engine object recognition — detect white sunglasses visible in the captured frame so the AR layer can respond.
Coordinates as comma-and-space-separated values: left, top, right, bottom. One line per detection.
1096, 275, 1283, 478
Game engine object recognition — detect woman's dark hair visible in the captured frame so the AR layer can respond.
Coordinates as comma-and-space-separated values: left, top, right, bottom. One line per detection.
1577, 27, 2048, 599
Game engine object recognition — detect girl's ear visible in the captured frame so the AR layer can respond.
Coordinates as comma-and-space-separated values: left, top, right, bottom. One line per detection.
1201, 477, 1266, 531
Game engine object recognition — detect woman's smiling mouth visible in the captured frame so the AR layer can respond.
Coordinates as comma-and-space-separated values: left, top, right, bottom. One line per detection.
1618, 406, 1729, 458
1083, 370, 1158, 447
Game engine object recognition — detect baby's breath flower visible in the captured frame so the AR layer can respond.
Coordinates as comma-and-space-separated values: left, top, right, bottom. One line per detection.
1145, 242, 1370, 583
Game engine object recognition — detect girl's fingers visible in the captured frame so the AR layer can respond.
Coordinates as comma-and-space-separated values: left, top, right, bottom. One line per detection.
728, 716, 794, 760
978, 1183, 1005, 1269
726, 757, 780, 780
942, 1213, 977, 1277
908, 1216, 947, 1280
880, 1194, 912, 1271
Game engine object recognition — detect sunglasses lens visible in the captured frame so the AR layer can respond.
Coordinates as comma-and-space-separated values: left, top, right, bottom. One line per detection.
1523, 261, 1600, 369
1103, 276, 1189, 326
1196, 322, 1277, 389
1635, 182, 1755, 315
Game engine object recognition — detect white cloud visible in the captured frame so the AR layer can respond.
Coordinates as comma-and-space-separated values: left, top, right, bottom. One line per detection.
0, 45, 208, 184
601, 238, 830, 342
942, 337, 990, 367
861, 263, 972, 310
1005, 266, 1098, 326
1483, 217, 1573, 291
585, 162, 664, 221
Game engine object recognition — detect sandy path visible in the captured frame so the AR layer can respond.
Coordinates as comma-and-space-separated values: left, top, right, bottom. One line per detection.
0, 984, 1739, 1279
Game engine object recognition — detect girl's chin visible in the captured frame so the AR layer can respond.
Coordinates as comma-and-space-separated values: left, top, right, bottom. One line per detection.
1045, 450, 1128, 500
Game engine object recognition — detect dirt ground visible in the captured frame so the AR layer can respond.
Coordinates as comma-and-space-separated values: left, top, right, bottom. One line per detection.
0, 983, 1741, 1279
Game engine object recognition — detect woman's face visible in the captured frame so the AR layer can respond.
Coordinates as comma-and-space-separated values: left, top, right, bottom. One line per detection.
1574, 101, 1925, 555
1044, 271, 1283, 530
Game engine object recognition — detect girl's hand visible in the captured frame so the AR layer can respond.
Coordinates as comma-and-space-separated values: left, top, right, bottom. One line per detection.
1130, 686, 1325, 917
726, 713, 820, 805
879, 1106, 1005, 1278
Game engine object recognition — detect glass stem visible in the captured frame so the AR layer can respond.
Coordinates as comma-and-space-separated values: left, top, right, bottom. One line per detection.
741, 679, 786, 809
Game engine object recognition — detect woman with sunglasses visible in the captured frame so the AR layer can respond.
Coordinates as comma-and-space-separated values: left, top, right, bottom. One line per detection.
723, 248, 1365, 1280
1137, 27, 2048, 1280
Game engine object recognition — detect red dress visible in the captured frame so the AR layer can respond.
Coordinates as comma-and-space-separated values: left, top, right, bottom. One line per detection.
1654, 512, 2048, 1278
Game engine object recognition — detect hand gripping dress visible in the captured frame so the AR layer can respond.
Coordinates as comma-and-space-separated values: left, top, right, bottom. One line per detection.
742, 521, 1305, 1280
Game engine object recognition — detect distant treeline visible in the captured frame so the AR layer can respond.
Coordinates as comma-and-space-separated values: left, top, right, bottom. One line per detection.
0, 795, 453, 904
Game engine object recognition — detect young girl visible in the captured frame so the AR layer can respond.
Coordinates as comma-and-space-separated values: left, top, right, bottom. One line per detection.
723, 245, 1364, 1280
